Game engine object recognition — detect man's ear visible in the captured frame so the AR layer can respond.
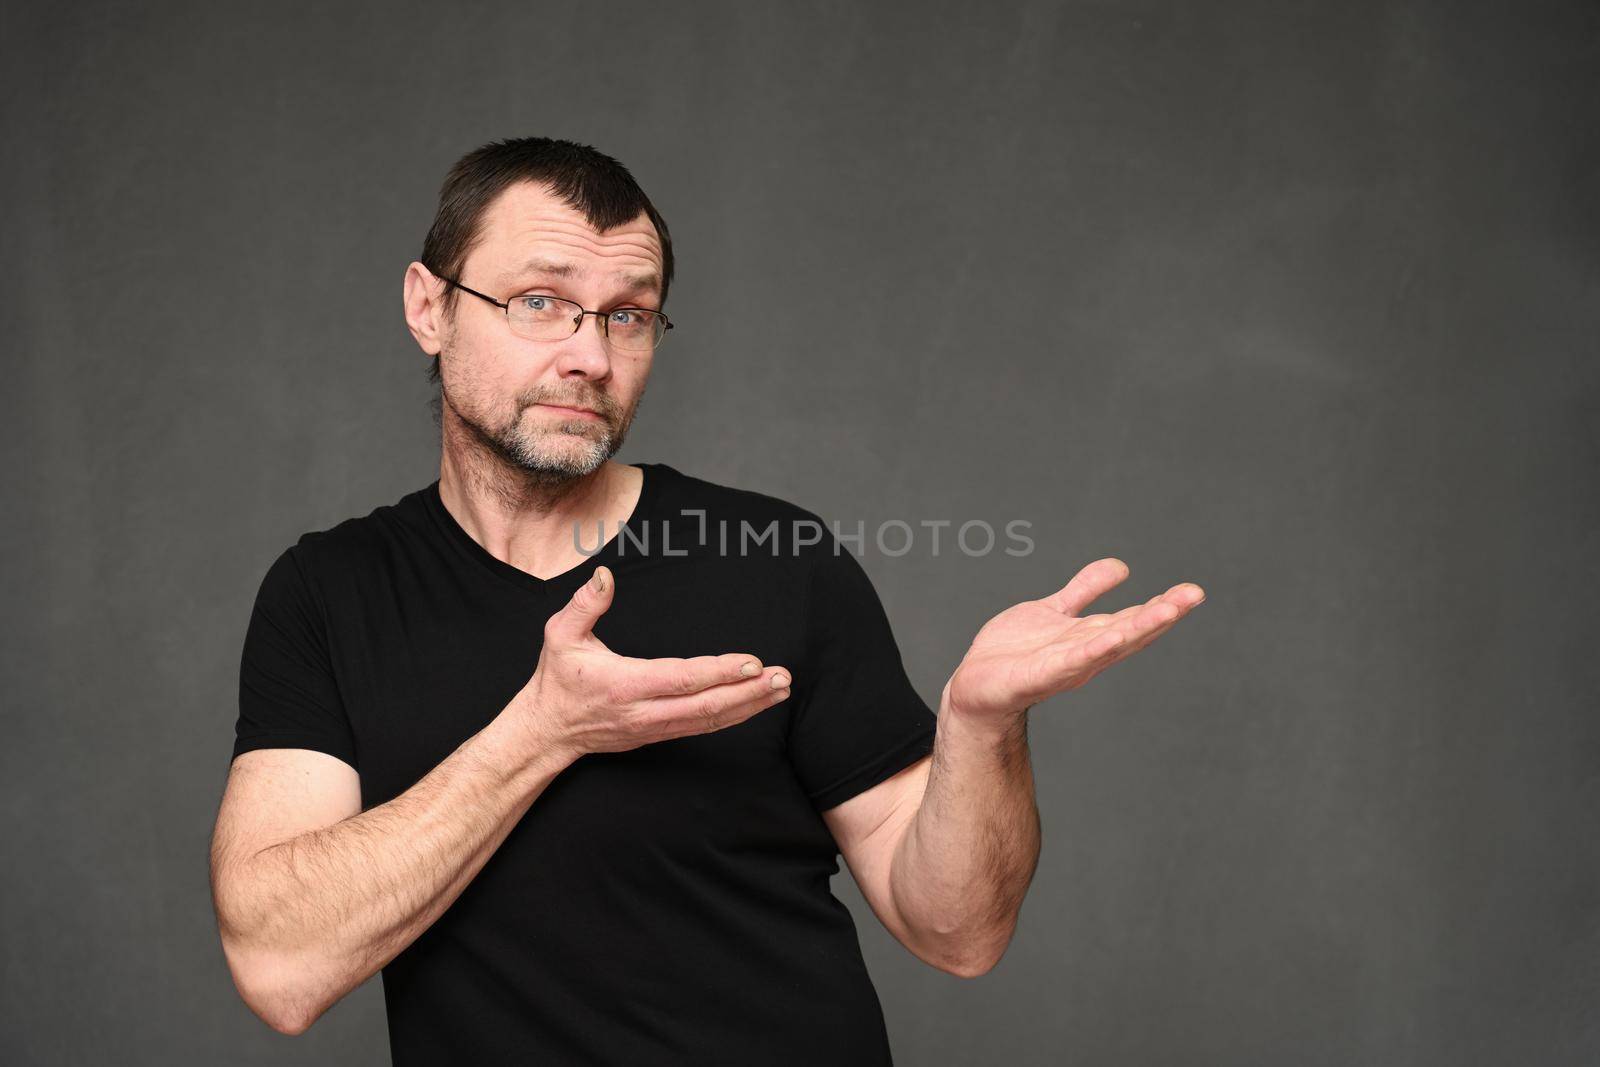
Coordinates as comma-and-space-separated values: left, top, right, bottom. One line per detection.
402, 261, 448, 356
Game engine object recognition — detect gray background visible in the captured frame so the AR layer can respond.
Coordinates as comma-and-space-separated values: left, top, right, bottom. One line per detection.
3, 0, 1596, 1063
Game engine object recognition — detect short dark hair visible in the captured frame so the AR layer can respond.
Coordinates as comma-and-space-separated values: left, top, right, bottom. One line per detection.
419, 137, 675, 386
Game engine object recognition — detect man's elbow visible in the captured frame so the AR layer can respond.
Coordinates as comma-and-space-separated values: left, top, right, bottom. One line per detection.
220, 934, 323, 1036
931, 921, 1017, 979
939, 948, 1004, 979
257, 1003, 314, 1037
259, 996, 318, 1038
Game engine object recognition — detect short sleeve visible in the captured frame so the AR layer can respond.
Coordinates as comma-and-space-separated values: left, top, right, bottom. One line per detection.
232, 546, 359, 771
787, 535, 938, 813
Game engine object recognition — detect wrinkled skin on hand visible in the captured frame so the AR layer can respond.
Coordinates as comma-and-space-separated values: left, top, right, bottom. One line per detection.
943, 557, 1206, 724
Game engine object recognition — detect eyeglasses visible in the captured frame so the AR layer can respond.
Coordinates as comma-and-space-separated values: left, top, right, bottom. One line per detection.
438, 276, 673, 352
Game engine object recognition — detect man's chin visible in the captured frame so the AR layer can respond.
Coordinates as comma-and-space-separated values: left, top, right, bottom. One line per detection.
504, 432, 615, 479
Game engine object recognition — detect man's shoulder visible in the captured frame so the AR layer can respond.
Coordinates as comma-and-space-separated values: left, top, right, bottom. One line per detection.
648, 463, 832, 542
266, 482, 433, 580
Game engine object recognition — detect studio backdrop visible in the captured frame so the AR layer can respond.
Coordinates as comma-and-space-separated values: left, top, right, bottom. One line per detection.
2, 1, 1596, 1064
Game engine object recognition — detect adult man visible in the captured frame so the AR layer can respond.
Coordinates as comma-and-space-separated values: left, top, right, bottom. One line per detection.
208, 137, 1204, 1064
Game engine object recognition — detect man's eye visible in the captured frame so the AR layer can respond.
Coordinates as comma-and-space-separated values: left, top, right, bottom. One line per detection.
515, 296, 573, 318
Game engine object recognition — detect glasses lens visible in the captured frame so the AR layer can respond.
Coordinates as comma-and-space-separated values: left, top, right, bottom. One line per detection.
506, 295, 583, 340
605, 309, 668, 352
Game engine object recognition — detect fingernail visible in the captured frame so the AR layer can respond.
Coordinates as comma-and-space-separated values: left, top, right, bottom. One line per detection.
770, 673, 790, 689
740, 661, 759, 677
590, 568, 605, 592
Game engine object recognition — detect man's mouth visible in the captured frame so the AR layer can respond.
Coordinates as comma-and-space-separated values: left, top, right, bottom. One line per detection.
535, 403, 602, 419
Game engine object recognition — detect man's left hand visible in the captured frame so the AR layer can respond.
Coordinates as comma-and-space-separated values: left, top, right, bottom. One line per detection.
942, 557, 1205, 726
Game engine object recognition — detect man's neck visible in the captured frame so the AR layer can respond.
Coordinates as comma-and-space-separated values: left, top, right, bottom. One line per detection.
436, 451, 643, 582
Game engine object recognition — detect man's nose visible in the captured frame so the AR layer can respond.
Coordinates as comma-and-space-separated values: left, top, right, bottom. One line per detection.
552, 314, 613, 378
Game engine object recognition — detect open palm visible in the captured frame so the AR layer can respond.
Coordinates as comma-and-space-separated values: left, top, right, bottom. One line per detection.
943, 557, 1206, 722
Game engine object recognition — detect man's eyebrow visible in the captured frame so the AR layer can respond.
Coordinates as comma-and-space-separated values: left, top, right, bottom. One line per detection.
496, 257, 660, 294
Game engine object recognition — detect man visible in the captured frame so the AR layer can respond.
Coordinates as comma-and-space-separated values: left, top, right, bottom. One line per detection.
208, 137, 1204, 1065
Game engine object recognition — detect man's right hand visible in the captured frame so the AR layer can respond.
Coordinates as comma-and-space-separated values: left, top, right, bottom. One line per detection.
509, 564, 792, 763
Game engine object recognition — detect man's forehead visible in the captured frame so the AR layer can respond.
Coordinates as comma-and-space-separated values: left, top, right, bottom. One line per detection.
490, 253, 661, 296
478, 182, 663, 288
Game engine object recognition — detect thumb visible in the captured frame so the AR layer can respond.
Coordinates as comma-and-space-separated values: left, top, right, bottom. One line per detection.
549, 564, 615, 642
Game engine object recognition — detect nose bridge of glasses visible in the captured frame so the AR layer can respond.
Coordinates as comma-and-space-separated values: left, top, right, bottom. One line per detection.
567, 306, 625, 350
580, 307, 609, 340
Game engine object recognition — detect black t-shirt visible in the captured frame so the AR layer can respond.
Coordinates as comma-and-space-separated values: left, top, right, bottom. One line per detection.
231, 462, 939, 1065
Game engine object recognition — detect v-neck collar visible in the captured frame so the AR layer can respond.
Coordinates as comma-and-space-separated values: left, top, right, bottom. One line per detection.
423, 463, 661, 596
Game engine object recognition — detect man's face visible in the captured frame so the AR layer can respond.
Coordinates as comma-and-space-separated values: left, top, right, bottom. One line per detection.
431, 181, 665, 482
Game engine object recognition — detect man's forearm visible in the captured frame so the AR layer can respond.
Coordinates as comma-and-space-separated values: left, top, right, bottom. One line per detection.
216, 711, 571, 1034
889, 691, 1041, 976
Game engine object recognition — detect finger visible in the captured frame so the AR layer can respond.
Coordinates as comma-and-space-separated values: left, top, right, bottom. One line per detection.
1134, 586, 1206, 658
1104, 609, 1183, 664
642, 667, 793, 734
1039, 557, 1130, 616
615, 652, 770, 702
1070, 582, 1204, 632
1083, 599, 1181, 649
1096, 590, 1193, 635
1152, 582, 1206, 610
545, 565, 616, 643
1035, 591, 1203, 695
1074, 595, 1197, 668
679, 680, 793, 738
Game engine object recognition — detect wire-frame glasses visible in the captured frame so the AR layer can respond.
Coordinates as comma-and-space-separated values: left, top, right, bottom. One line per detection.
439, 276, 673, 352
